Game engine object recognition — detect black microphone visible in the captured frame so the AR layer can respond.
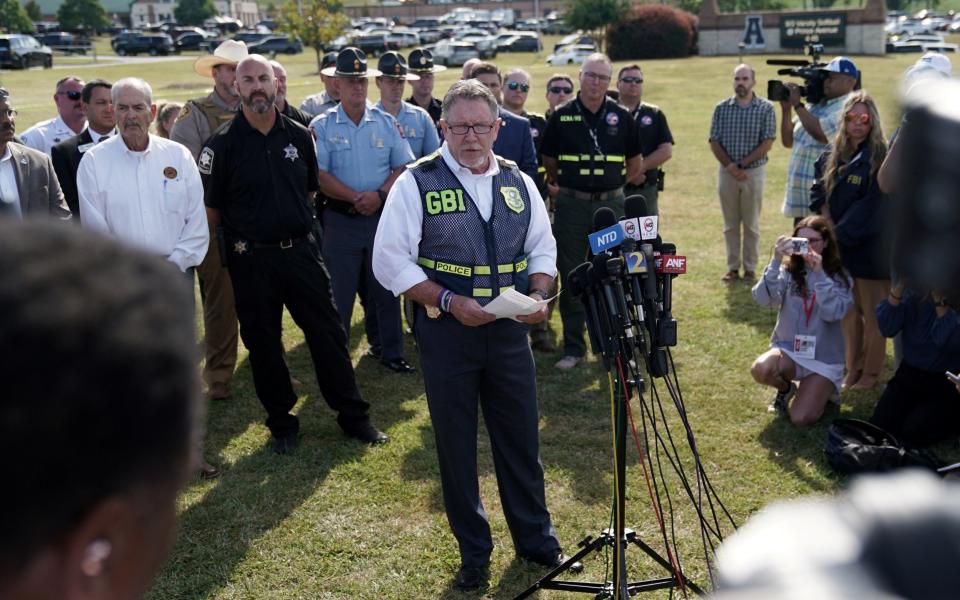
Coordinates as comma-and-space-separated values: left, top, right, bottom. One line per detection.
591, 206, 621, 259
658, 242, 678, 347
624, 194, 662, 251
568, 262, 608, 366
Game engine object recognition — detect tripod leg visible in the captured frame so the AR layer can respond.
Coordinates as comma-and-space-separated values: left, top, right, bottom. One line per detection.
512, 534, 608, 600
627, 536, 705, 596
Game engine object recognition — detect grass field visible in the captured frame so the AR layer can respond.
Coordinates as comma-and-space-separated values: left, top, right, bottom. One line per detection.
3, 39, 954, 599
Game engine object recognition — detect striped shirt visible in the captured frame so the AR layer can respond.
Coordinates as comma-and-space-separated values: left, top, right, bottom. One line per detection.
782, 93, 848, 218
709, 94, 776, 168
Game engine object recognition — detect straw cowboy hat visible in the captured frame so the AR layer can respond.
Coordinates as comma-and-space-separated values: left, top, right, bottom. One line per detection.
194, 40, 249, 78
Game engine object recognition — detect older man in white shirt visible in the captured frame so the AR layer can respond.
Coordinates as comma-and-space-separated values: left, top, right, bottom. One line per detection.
78, 78, 208, 274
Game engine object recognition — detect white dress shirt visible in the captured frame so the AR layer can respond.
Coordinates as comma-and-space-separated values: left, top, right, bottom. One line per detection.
77, 134, 209, 272
20, 115, 85, 156
0, 146, 22, 218
373, 142, 557, 297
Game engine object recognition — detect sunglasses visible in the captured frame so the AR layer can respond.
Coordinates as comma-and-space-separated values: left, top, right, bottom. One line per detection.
620, 76, 643, 84
58, 90, 82, 101
548, 86, 573, 94
506, 81, 529, 92
844, 113, 870, 125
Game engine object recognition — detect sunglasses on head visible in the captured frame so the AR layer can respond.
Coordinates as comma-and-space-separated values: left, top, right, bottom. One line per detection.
506, 81, 529, 92
548, 86, 573, 94
844, 112, 870, 125
59, 90, 82, 101
619, 76, 643, 84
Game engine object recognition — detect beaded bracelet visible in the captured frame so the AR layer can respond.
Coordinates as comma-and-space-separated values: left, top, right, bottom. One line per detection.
439, 289, 454, 313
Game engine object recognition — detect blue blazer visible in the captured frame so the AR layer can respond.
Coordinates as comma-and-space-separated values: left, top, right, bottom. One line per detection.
493, 107, 538, 182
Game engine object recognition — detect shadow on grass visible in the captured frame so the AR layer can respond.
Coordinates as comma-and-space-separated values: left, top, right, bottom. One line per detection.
756, 403, 841, 493
150, 336, 420, 599
722, 278, 778, 335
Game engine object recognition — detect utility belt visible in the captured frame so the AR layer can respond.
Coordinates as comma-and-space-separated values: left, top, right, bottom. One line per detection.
224, 232, 314, 256
325, 199, 359, 217
559, 186, 624, 202
625, 169, 666, 193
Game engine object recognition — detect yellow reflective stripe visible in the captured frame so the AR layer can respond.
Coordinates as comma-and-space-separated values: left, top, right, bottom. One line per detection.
592, 169, 605, 175
475, 265, 491, 275
606, 155, 625, 163
417, 257, 436, 269
558, 154, 580, 162
515, 258, 528, 272
418, 257, 473, 277
579, 169, 591, 175
474, 288, 493, 297
580, 154, 591, 161
537, 166, 546, 173
621, 168, 627, 175
499, 285, 515, 293
497, 263, 514, 274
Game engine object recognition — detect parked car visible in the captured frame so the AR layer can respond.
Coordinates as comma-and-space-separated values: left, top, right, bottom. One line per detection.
554, 32, 596, 52
546, 44, 595, 65
418, 29, 444, 44
386, 29, 420, 48
0, 34, 53, 68
114, 34, 176, 56
34, 32, 91, 55
111, 30, 140, 51
233, 31, 270, 45
497, 34, 541, 53
455, 29, 497, 58
886, 33, 958, 53
352, 33, 400, 57
428, 41, 480, 67
174, 32, 213, 51
544, 18, 573, 34
247, 35, 303, 55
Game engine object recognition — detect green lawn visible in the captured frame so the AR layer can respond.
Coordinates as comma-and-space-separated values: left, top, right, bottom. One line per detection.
3, 39, 951, 598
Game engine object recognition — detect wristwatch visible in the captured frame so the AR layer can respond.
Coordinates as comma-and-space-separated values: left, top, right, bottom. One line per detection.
530, 289, 549, 300
377, 189, 388, 203
735, 162, 743, 170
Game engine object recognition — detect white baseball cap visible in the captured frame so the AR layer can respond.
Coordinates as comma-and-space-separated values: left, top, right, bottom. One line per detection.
915, 51, 952, 77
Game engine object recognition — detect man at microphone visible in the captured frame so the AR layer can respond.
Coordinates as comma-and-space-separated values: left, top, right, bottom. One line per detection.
373, 80, 572, 590
540, 52, 643, 370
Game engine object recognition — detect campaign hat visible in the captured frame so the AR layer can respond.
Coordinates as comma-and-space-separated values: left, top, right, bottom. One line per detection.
321, 47, 381, 78
407, 48, 447, 74
377, 51, 419, 80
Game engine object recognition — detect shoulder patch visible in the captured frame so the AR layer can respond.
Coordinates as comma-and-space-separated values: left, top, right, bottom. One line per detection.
175, 103, 192, 123
198, 147, 214, 175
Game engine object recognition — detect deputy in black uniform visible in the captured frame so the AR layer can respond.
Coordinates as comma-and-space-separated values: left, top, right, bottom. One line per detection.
200, 54, 388, 454
540, 52, 643, 370
617, 63, 674, 216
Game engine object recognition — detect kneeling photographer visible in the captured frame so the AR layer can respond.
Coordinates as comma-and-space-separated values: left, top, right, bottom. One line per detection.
775, 55, 859, 224
750, 216, 853, 426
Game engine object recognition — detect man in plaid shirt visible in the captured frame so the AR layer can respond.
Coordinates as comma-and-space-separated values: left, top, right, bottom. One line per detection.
779, 57, 859, 224
709, 64, 776, 284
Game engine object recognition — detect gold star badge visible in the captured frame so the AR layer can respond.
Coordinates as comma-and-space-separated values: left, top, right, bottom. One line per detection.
233, 240, 248, 254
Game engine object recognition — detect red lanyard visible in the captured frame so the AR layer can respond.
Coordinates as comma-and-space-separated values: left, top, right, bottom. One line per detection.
802, 287, 817, 327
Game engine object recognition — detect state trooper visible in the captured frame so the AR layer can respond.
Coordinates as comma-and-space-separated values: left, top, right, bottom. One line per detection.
540, 52, 643, 370
373, 79, 573, 591
300, 51, 340, 118
375, 51, 439, 160
200, 55, 388, 453
311, 47, 417, 374
170, 39, 248, 404
20, 76, 86, 155
405, 48, 445, 126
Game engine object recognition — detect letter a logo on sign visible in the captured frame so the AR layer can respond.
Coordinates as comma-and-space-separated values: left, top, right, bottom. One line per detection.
743, 15, 765, 49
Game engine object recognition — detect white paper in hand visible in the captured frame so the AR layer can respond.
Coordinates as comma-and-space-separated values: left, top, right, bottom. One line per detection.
481, 288, 552, 320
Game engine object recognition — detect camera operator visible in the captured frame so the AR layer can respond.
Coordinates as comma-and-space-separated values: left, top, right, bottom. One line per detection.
780, 57, 859, 225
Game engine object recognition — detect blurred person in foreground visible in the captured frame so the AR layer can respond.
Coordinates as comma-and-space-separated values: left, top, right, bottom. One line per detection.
870, 281, 960, 447
0, 220, 200, 600
810, 91, 889, 391
751, 216, 852, 425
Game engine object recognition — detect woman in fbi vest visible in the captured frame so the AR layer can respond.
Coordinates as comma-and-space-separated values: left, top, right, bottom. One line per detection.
810, 91, 889, 392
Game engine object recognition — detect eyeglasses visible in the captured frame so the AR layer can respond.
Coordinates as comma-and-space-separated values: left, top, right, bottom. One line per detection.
506, 81, 529, 92
0, 109, 16, 119
844, 113, 870, 125
582, 72, 611, 83
58, 90, 82, 101
548, 86, 573, 94
446, 122, 496, 135
620, 76, 643, 84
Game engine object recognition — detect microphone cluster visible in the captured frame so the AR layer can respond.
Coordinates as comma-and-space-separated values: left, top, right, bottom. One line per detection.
570, 195, 686, 377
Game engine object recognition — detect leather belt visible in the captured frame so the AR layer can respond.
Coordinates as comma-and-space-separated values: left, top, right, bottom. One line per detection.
253, 235, 311, 249
326, 199, 358, 217
560, 186, 624, 201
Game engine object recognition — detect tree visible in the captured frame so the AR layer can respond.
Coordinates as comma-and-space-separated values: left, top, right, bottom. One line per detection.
564, 0, 632, 51
0, 0, 33, 33
175, 0, 217, 26
24, 0, 42, 21
278, 0, 349, 73
57, 0, 109, 33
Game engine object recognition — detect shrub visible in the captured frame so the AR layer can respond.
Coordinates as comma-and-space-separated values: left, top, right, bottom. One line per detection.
608, 4, 698, 60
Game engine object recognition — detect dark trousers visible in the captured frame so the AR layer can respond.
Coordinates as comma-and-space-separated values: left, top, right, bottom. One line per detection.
227, 240, 370, 439
322, 210, 404, 361
414, 308, 559, 568
554, 188, 625, 357
871, 361, 960, 447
